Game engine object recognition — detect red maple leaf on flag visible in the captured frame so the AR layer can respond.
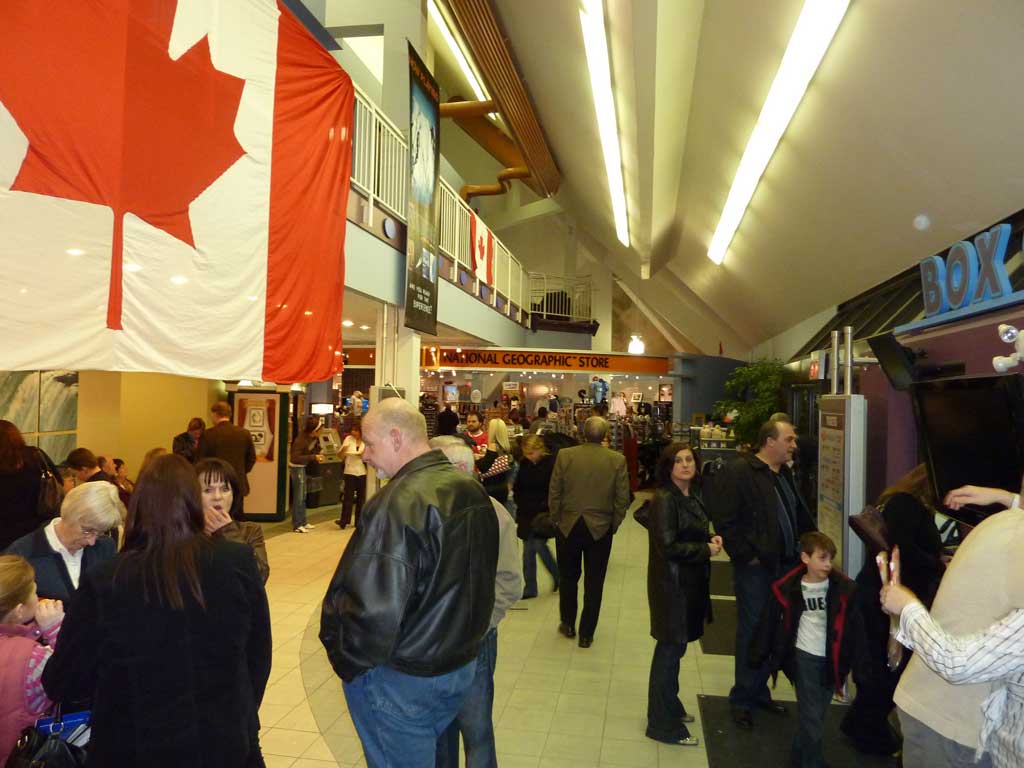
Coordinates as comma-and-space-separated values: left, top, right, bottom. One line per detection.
0, 2, 245, 330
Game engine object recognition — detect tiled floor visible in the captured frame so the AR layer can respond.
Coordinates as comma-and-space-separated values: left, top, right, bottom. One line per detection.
256, 496, 797, 767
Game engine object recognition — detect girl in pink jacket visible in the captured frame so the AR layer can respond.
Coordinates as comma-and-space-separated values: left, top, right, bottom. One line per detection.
0, 555, 64, 764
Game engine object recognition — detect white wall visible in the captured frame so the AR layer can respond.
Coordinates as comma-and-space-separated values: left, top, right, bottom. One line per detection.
750, 305, 836, 362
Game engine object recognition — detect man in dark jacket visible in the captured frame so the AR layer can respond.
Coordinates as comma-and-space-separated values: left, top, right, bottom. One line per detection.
436, 403, 459, 436
319, 397, 499, 768
198, 402, 256, 496
708, 418, 815, 729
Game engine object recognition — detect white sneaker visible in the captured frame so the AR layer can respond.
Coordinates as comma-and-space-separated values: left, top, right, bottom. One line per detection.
293, 526, 307, 533
302, 523, 316, 531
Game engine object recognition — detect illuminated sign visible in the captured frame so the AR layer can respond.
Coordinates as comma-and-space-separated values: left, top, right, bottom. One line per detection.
421, 348, 671, 375
897, 221, 1024, 334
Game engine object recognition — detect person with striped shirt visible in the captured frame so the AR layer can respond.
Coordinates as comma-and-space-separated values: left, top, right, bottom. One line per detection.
883, 536, 1024, 768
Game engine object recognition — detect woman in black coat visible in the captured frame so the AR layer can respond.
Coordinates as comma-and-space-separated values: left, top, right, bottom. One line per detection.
512, 434, 559, 598
0, 420, 60, 550
42, 454, 271, 767
646, 442, 721, 747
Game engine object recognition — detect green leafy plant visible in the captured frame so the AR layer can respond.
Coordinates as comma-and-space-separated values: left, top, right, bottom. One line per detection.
714, 359, 794, 446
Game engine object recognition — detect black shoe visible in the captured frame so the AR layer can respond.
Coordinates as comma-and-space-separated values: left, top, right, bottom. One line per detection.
758, 701, 788, 716
578, 636, 593, 648
680, 713, 695, 724
334, 519, 344, 529
731, 705, 753, 730
645, 728, 699, 746
553, 581, 559, 592
521, 591, 538, 600
558, 622, 576, 639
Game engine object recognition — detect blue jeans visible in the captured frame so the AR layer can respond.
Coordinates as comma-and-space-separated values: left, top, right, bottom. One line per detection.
791, 650, 833, 768
435, 628, 498, 768
344, 662, 475, 768
522, 535, 558, 597
730, 562, 775, 709
289, 466, 307, 528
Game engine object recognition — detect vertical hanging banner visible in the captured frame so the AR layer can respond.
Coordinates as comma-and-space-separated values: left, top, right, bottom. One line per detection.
404, 43, 440, 335
0, 1, 353, 383
469, 210, 494, 286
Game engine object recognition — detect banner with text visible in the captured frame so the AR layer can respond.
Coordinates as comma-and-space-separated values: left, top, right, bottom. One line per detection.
422, 348, 671, 375
404, 43, 439, 335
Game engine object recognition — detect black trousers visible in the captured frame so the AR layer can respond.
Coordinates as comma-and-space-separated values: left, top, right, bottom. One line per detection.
340, 474, 366, 527
647, 640, 690, 739
556, 518, 613, 639
731, 562, 777, 709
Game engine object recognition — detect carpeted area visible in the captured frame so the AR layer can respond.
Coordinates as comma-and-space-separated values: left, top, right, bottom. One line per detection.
710, 560, 734, 597
698, 694, 899, 768
699, 598, 738, 656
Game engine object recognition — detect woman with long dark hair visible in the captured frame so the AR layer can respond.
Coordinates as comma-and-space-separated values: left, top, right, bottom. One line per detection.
288, 416, 323, 532
42, 454, 272, 767
645, 442, 721, 747
0, 419, 61, 550
513, 434, 559, 598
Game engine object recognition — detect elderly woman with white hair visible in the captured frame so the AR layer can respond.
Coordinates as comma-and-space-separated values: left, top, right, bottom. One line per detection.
3, 482, 123, 601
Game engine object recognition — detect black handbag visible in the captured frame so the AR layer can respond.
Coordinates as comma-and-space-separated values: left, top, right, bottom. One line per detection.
632, 500, 651, 530
530, 511, 558, 539
34, 449, 64, 521
4, 726, 87, 768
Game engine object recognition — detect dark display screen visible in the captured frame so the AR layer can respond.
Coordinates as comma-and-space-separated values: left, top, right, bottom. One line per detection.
912, 375, 1024, 525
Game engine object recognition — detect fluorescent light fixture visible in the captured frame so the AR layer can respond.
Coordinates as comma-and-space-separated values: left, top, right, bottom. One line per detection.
706, 0, 849, 265
66, 248, 85, 256
580, 0, 629, 247
170, 275, 188, 285
428, 0, 488, 102
628, 334, 645, 355
311, 403, 334, 415
359, 324, 370, 330
342, 319, 354, 327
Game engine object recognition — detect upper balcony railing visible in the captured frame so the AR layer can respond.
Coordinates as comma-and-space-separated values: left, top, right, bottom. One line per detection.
350, 86, 530, 323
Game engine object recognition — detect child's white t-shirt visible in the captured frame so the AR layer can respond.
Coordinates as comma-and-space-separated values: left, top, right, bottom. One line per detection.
796, 579, 828, 657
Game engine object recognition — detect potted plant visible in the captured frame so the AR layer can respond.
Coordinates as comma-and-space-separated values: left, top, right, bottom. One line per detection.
714, 359, 795, 447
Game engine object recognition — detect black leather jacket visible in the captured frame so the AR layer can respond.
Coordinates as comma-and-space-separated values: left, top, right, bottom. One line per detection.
319, 450, 498, 681
708, 453, 815, 570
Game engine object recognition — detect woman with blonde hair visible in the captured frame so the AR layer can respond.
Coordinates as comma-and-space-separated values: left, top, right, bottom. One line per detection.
4, 481, 123, 601
513, 434, 559, 598
476, 417, 512, 504
0, 555, 65, 764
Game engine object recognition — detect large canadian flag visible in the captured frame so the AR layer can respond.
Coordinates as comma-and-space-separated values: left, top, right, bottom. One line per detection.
469, 210, 494, 286
0, 1, 353, 383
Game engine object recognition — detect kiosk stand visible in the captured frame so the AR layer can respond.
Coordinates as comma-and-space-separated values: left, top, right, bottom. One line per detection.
305, 427, 343, 508
816, 327, 868, 571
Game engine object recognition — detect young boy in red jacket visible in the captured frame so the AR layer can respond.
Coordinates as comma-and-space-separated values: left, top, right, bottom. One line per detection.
750, 531, 867, 768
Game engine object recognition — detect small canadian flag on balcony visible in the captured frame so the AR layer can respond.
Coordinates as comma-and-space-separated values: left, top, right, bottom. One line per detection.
469, 210, 494, 286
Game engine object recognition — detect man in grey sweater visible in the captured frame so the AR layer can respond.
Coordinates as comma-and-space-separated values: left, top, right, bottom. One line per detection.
430, 435, 523, 768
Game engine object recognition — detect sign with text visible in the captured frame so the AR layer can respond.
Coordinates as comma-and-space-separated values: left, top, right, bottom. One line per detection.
898, 221, 1023, 334
403, 43, 440, 335
422, 347, 671, 375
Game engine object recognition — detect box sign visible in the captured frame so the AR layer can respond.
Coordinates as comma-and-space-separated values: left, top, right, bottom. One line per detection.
422, 347, 671, 375
897, 222, 1021, 334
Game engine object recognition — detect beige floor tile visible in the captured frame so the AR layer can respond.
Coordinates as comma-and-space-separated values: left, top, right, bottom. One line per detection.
260, 702, 297, 729
515, 671, 566, 692
494, 727, 548, 757
507, 687, 559, 712
276, 702, 320, 733
538, 758, 598, 768
544, 731, 603, 762
499, 705, 557, 732
263, 756, 296, 768
556, 691, 608, 716
290, 760, 340, 768
602, 713, 648, 743
546, 710, 605, 737
599, 735, 659, 767
260, 728, 320, 757
494, 754, 541, 768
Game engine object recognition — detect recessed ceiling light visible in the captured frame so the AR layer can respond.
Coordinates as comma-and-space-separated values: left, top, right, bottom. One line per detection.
170, 275, 188, 285
359, 324, 370, 330
66, 248, 85, 256
913, 214, 931, 231
707, 0, 850, 264
342, 320, 354, 327
124, 262, 142, 273
580, 0, 629, 248
247, 295, 258, 302
18, 287, 28, 295
304, 310, 313, 316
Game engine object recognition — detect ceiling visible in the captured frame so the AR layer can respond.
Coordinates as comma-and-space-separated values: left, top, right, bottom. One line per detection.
341, 288, 486, 348
482, 0, 1024, 353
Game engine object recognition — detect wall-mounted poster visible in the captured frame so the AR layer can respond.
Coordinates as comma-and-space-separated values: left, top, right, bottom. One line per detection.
39, 371, 78, 432
0, 372, 40, 434
404, 43, 440, 335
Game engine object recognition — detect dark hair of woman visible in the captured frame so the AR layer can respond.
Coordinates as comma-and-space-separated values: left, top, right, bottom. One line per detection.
301, 416, 321, 436
117, 453, 209, 611
194, 457, 244, 521
655, 441, 702, 488
349, 421, 362, 436
187, 417, 205, 433
0, 419, 27, 473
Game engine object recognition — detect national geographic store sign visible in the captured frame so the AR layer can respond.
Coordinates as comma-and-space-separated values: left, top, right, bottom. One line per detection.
422, 348, 670, 375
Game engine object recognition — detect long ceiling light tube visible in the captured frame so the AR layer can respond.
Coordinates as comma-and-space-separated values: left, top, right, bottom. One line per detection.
427, 0, 489, 102
579, 0, 629, 248
706, 0, 850, 265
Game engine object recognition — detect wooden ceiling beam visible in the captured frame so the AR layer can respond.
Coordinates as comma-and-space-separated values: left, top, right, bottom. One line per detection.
444, 0, 561, 197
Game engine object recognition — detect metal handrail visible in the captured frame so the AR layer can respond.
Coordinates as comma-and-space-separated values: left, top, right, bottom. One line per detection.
528, 272, 593, 323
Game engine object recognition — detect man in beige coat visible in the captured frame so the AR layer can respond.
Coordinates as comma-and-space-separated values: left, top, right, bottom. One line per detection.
549, 416, 631, 647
